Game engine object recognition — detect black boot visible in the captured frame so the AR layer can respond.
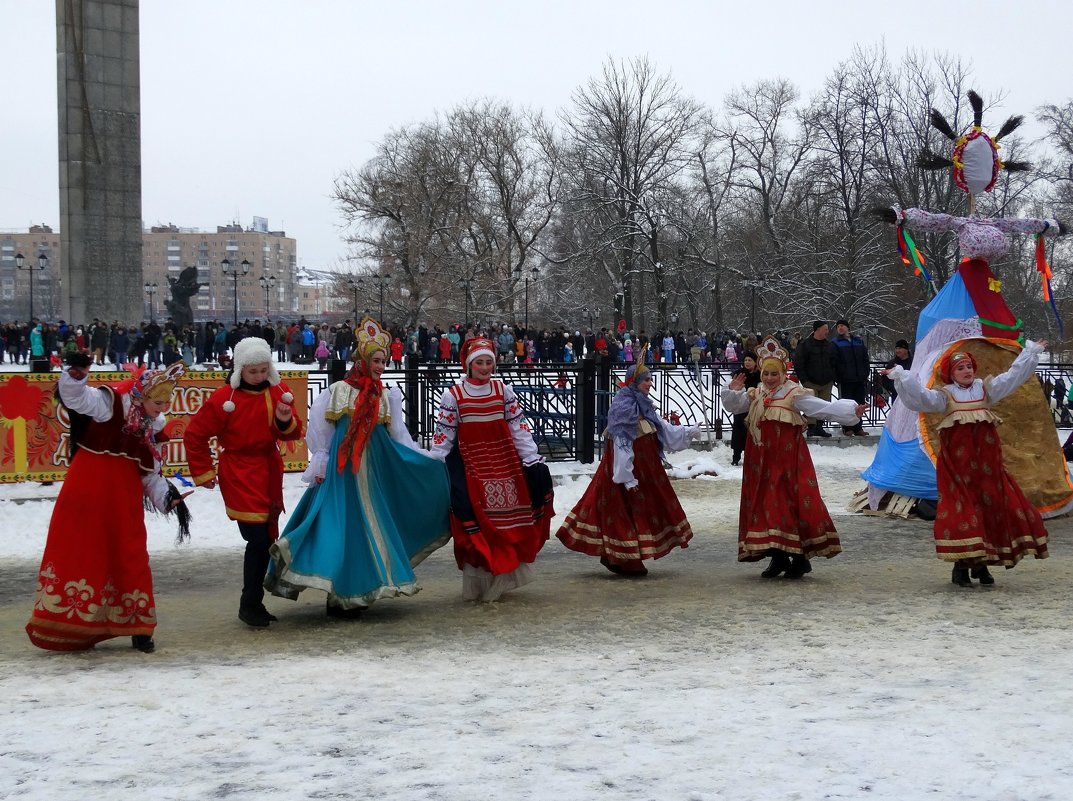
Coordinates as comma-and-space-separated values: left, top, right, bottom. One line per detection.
784, 554, 813, 579
239, 605, 273, 627
326, 600, 366, 620
814, 426, 832, 438
951, 566, 974, 587
761, 551, 791, 578
131, 634, 155, 653
970, 565, 995, 586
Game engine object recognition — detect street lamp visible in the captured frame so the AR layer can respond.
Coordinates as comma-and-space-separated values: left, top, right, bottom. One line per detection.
143, 281, 158, 324
745, 279, 766, 336
364, 274, 390, 322
458, 277, 472, 327
582, 306, 597, 332
346, 278, 360, 321
259, 273, 276, 319
221, 257, 250, 325
514, 266, 539, 332
15, 252, 48, 321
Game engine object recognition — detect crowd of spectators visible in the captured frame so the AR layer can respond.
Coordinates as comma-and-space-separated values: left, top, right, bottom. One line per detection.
0, 316, 902, 380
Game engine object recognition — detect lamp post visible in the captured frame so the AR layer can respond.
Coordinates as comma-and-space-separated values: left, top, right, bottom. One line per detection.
369, 275, 390, 322
582, 306, 597, 332
259, 273, 276, 319
143, 281, 158, 323
346, 278, 360, 322
745, 279, 766, 336
514, 266, 539, 332
458, 277, 472, 327
221, 258, 250, 325
15, 252, 48, 321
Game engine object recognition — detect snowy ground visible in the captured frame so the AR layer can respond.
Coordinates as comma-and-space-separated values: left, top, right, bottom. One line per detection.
2, 440, 1073, 800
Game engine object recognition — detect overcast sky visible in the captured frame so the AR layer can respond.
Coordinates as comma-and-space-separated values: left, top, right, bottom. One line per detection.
2, 0, 1070, 270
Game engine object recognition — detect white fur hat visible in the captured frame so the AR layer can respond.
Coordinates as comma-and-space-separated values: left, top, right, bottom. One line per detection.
230, 337, 279, 388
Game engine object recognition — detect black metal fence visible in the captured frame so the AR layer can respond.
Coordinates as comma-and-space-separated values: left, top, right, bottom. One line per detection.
303, 357, 1073, 463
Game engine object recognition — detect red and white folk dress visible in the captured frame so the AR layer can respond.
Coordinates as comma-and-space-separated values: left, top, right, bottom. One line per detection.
889, 341, 1048, 567
431, 378, 553, 601
721, 382, 860, 562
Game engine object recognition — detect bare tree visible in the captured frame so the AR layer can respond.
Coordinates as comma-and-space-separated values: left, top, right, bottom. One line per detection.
560, 56, 702, 328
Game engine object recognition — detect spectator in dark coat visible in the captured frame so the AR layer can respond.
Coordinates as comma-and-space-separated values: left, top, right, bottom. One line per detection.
882, 339, 913, 401
793, 321, 838, 438
832, 319, 870, 436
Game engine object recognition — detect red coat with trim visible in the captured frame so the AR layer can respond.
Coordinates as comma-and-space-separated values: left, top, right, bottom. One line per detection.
184, 382, 304, 524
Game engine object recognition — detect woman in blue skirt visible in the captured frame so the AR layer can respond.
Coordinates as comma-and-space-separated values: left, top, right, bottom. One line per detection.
265, 318, 450, 619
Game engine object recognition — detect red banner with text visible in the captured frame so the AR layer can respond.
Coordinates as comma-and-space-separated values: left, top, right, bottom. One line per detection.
0, 370, 309, 483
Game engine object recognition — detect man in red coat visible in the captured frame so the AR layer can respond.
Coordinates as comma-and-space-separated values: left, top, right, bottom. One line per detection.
184, 337, 304, 627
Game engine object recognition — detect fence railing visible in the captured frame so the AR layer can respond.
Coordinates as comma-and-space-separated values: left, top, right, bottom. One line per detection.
178, 358, 1073, 463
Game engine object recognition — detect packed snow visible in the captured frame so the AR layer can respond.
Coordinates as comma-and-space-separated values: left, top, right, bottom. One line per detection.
2, 439, 1072, 800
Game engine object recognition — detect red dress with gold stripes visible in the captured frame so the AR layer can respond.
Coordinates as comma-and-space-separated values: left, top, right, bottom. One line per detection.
933, 395, 1048, 566
738, 389, 842, 561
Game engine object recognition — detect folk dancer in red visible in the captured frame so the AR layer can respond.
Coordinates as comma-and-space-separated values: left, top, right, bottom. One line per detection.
184, 337, 303, 627
882, 341, 1049, 586
27, 357, 191, 653
430, 337, 554, 601
721, 337, 866, 579
556, 357, 700, 576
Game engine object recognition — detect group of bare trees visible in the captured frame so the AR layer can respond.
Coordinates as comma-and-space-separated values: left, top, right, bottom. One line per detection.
332, 47, 1073, 351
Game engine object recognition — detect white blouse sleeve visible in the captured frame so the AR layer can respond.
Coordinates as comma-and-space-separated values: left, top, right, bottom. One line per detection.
141, 470, 171, 513
58, 371, 114, 422
985, 340, 1044, 404
721, 387, 751, 415
611, 438, 637, 488
503, 384, 542, 466
793, 394, 862, 425
887, 365, 947, 413
658, 417, 699, 452
301, 388, 335, 484
429, 389, 458, 462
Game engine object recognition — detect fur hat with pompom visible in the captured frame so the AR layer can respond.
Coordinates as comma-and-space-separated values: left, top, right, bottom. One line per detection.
229, 337, 279, 389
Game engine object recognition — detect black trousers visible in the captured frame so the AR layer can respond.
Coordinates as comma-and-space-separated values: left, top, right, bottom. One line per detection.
237, 521, 271, 609
839, 381, 867, 433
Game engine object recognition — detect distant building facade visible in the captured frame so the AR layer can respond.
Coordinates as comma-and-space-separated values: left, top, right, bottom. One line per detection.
143, 222, 297, 323
0, 222, 299, 324
0, 225, 62, 321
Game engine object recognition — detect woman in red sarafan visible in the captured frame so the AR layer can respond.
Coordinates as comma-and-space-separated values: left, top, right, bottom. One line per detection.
883, 341, 1049, 587
556, 356, 700, 576
26, 358, 191, 653
429, 337, 553, 601
721, 337, 866, 579
183, 337, 303, 627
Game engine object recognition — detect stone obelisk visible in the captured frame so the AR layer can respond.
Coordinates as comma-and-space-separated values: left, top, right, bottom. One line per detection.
56, 0, 142, 324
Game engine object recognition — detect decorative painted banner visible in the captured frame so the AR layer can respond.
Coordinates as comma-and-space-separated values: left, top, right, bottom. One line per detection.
0, 370, 309, 483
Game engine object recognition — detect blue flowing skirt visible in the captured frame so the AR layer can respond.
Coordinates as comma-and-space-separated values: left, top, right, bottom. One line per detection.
265, 422, 451, 608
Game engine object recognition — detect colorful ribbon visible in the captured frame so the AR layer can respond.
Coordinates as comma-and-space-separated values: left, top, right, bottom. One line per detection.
896, 225, 937, 296
1036, 234, 1064, 337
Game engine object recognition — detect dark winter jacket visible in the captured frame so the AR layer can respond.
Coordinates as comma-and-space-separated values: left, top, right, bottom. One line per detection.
832, 334, 870, 384
793, 334, 837, 385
